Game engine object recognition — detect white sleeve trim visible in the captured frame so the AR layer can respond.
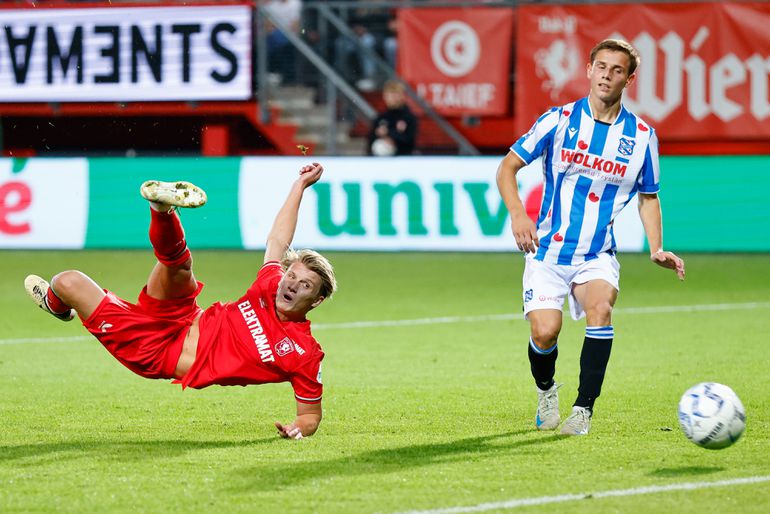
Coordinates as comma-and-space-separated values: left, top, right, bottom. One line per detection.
295, 394, 322, 402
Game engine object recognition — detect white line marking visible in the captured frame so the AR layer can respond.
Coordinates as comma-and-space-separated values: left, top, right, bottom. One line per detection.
395, 475, 770, 514
313, 301, 770, 330
3, 301, 770, 345
0, 335, 92, 345
316, 313, 518, 330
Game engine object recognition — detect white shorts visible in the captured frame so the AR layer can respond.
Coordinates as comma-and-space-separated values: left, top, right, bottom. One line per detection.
522, 252, 620, 321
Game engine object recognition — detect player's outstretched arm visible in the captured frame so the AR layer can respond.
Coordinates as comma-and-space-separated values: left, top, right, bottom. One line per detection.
638, 192, 685, 280
274, 401, 323, 440
264, 163, 324, 263
496, 151, 539, 253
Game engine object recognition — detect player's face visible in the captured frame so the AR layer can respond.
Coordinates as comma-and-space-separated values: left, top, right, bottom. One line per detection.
587, 49, 635, 104
276, 262, 324, 318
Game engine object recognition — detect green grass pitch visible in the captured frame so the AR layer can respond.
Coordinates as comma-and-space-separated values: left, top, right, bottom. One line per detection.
1, 250, 769, 513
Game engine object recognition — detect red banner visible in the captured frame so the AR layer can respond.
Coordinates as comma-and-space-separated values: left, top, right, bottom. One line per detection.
398, 8, 514, 116
515, 2, 770, 140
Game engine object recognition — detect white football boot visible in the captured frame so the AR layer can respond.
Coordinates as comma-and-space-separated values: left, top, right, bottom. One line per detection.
560, 406, 592, 436
24, 275, 76, 322
535, 383, 561, 430
140, 180, 207, 208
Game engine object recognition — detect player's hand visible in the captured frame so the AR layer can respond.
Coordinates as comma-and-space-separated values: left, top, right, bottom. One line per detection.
511, 212, 539, 254
297, 163, 323, 189
274, 421, 304, 440
651, 250, 685, 281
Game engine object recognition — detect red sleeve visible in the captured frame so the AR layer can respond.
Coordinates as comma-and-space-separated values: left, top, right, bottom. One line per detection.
248, 261, 283, 296
290, 358, 323, 404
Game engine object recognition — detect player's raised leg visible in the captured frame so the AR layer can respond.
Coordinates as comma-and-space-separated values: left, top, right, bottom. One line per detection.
561, 279, 618, 435
140, 180, 207, 300
528, 309, 563, 430
25, 271, 106, 322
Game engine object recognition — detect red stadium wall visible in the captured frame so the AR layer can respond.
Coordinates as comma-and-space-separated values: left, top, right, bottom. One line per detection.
399, 1, 770, 155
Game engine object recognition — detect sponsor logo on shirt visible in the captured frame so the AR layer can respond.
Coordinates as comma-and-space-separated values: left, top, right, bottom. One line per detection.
237, 300, 275, 363
275, 337, 295, 357
294, 342, 306, 356
560, 149, 627, 177
98, 320, 113, 332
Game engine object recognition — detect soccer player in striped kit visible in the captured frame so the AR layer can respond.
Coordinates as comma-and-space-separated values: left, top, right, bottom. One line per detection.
496, 39, 685, 435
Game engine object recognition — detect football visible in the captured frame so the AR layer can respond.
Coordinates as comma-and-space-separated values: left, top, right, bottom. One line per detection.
678, 382, 746, 449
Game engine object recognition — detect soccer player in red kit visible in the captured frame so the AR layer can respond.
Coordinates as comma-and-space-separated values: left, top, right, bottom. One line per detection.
24, 163, 335, 440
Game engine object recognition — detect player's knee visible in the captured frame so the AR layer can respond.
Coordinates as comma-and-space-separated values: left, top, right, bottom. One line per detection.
166, 255, 193, 273
51, 270, 87, 299
530, 326, 559, 349
180, 255, 193, 272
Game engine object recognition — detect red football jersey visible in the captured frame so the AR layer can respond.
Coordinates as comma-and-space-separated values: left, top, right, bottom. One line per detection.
179, 261, 324, 403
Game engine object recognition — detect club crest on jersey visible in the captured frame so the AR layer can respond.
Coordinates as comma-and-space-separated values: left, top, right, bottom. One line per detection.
618, 137, 635, 156
275, 337, 295, 357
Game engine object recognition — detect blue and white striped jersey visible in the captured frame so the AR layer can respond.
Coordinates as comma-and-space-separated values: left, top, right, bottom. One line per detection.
511, 97, 660, 265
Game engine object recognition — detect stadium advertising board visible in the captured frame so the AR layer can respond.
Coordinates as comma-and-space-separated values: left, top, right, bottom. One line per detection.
2, 156, 768, 252
0, 4, 251, 102
515, 2, 770, 139
397, 8, 514, 116
240, 157, 644, 252
0, 158, 87, 248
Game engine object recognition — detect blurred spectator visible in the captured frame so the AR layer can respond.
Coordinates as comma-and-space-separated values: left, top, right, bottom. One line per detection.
334, 18, 378, 91
261, 0, 302, 85
383, 16, 398, 70
367, 80, 417, 156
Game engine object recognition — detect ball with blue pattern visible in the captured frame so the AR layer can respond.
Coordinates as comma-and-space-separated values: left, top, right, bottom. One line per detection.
678, 382, 745, 449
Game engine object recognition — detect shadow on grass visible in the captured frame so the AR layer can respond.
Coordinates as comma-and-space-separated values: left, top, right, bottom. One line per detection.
648, 466, 726, 478
229, 429, 563, 492
0, 437, 275, 465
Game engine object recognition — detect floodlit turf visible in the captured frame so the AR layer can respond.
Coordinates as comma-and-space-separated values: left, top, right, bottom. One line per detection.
1, 250, 769, 513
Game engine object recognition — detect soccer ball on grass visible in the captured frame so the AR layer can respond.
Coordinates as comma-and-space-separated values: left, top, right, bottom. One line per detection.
677, 382, 745, 449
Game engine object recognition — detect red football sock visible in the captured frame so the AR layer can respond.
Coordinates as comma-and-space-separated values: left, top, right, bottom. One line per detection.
45, 286, 70, 314
149, 208, 191, 267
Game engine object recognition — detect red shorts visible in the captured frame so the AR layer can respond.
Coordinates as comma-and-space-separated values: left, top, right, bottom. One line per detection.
82, 282, 204, 380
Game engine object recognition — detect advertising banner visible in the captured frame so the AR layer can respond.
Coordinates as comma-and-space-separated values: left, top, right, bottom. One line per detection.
238, 157, 644, 252
0, 5, 252, 102
2, 156, 768, 252
85, 157, 243, 249
656, 155, 770, 252
398, 8, 514, 116
515, 2, 770, 139
0, 158, 88, 248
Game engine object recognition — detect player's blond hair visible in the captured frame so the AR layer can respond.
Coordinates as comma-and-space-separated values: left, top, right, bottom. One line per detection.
281, 249, 337, 299
589, 39, 640, 76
